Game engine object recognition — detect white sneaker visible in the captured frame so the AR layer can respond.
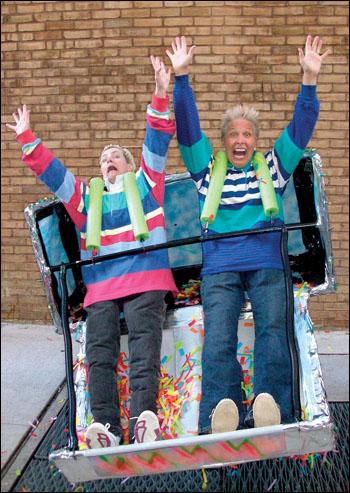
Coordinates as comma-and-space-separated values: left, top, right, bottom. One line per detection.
134, 410, 161, 443
85, 422, 120, 449
211, 398, 239, 434
253, 393, 281, 427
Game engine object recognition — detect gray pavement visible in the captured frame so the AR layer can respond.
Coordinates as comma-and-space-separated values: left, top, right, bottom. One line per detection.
1, 322, 348, 474
1, 323, 78, 470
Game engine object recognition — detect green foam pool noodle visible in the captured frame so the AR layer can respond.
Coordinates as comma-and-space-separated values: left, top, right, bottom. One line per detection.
201, 150, 228, 224
253, 151, 279, 217
86, 177, 104, 251
123, 172, 149, 242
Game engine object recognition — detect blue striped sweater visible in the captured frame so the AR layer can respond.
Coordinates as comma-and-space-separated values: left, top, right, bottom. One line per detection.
17, 95, 178, 307
173, 75, 319, 274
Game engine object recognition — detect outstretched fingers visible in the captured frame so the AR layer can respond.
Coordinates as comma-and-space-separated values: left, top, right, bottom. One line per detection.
305, 34, 312, 53
5, 122, 16, 131
320, 48, 331, 61
188, 44, 196, 58
6, 104, 30, 135
311, 35, 320, 52
150, 55, 160, 71
301, 35, 330, 61
12, 111, 19, 124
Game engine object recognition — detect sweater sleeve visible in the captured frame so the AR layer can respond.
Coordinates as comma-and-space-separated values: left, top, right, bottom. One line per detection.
274, 84, 319, 177
16, 129, 87, 229
173, 75, 213, 176
139, 94, 175, 205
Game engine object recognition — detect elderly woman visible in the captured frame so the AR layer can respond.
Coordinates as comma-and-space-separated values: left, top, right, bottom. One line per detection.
6, 55, 177, 448
167, 35, 329, 434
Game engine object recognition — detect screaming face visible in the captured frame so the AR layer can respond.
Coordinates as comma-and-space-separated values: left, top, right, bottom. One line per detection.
222, 119, 257, 168
100, 147, 131, 184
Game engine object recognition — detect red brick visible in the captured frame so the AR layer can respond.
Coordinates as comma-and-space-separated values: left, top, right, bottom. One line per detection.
1, 1, 348, 329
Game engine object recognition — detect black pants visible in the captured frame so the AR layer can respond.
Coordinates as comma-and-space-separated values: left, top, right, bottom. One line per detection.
86, 290, 167, 440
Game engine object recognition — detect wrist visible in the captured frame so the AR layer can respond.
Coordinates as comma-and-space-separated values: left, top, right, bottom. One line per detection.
154, 88, 167, 98
174, 68, 190, 76
16, 128, 35, 145
302, 72, 317, 85
151, 93, 169, 112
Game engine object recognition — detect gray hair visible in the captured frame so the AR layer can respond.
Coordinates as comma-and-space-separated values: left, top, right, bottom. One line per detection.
221, 104, 260, 140
100, 144, 136, 171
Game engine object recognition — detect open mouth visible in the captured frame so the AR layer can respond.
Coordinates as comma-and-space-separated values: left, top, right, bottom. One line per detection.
232, 148, 247, 158
107, 165, 118, 173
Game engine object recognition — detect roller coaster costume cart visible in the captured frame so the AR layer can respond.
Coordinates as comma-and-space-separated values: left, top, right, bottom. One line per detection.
24, 148, 336, 483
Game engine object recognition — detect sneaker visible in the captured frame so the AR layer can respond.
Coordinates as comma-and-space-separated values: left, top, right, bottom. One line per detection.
253, 393, 281, 428
134, 410, 161, 443
85, 422, 120, 449
211, 398, 239, 434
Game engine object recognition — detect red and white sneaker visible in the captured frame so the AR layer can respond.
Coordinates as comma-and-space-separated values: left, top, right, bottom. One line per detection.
134, 410, 161, 443
85, 422, 120, 449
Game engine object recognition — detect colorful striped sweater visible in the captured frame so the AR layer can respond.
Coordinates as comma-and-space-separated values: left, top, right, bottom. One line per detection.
17, 94, 178, 307
173, 75, 320, 275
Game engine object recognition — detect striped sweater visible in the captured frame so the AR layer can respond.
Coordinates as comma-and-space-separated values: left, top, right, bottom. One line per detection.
173, 75, 320, 275
18, 94, 178, 307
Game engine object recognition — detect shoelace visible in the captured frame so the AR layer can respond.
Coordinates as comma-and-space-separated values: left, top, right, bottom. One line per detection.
129, 416, 139, 442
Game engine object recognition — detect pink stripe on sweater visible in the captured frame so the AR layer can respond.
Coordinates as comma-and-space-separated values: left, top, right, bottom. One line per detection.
80, 213, 165, 249
147, 115, 175, 134
141, 157, 165, 204
17, 129, 53, 175
83, 268, 178, 307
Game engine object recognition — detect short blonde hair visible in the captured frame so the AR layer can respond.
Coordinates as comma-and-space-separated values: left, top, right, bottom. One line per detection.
100, 144, 136, 171
221, 104, 260, 140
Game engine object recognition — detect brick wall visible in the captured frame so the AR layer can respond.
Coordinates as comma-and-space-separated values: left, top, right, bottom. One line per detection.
1, 1, 349, 329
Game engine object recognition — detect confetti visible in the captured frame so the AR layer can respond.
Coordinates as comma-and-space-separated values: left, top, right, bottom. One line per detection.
267, 478, 277, 491
201, 468, 208, 490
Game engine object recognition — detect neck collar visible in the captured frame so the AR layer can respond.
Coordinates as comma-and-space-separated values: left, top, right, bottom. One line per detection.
105, 175, 124, 192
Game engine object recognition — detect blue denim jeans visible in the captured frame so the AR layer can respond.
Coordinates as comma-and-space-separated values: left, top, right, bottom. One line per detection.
86, 290, 167, 441
198, 269, 294, 433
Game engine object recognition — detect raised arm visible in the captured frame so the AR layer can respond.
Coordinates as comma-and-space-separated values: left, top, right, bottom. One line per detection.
144, 55, 175, 157
166, 36, 212, 176
151, 55, 171, 98
6, 105, 87, 229
299, 34, 331, 86
274, 35, 330, 178
6, 104, 30, 136
140, 56, 175, 204
166, 36, 196, 77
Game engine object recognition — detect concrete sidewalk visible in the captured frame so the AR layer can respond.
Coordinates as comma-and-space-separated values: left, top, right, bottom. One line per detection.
1, 322, 349, 474
1, 323, 79, 470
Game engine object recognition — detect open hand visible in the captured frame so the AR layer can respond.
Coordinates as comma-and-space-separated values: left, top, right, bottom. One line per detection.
298, 35, 330, 84
166, 36, 196, 76
150, 55, 171, 98
6, 104, 30, 135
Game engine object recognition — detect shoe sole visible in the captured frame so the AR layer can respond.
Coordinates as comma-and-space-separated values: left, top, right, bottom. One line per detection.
135, 411, 160, 443
253, 393, 281, 428
85, 424, 119, 449
211, 399, 239, 434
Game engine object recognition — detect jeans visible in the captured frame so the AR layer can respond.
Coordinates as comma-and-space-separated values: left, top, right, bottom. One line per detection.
198, 269, 294, 433
86, 290, 167, 441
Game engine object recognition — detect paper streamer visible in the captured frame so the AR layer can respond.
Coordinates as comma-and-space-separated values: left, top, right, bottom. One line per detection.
123, 172, 149, 242
200, 151, 228, 225
253, 151, 279, 217
86, 177, 104, 251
